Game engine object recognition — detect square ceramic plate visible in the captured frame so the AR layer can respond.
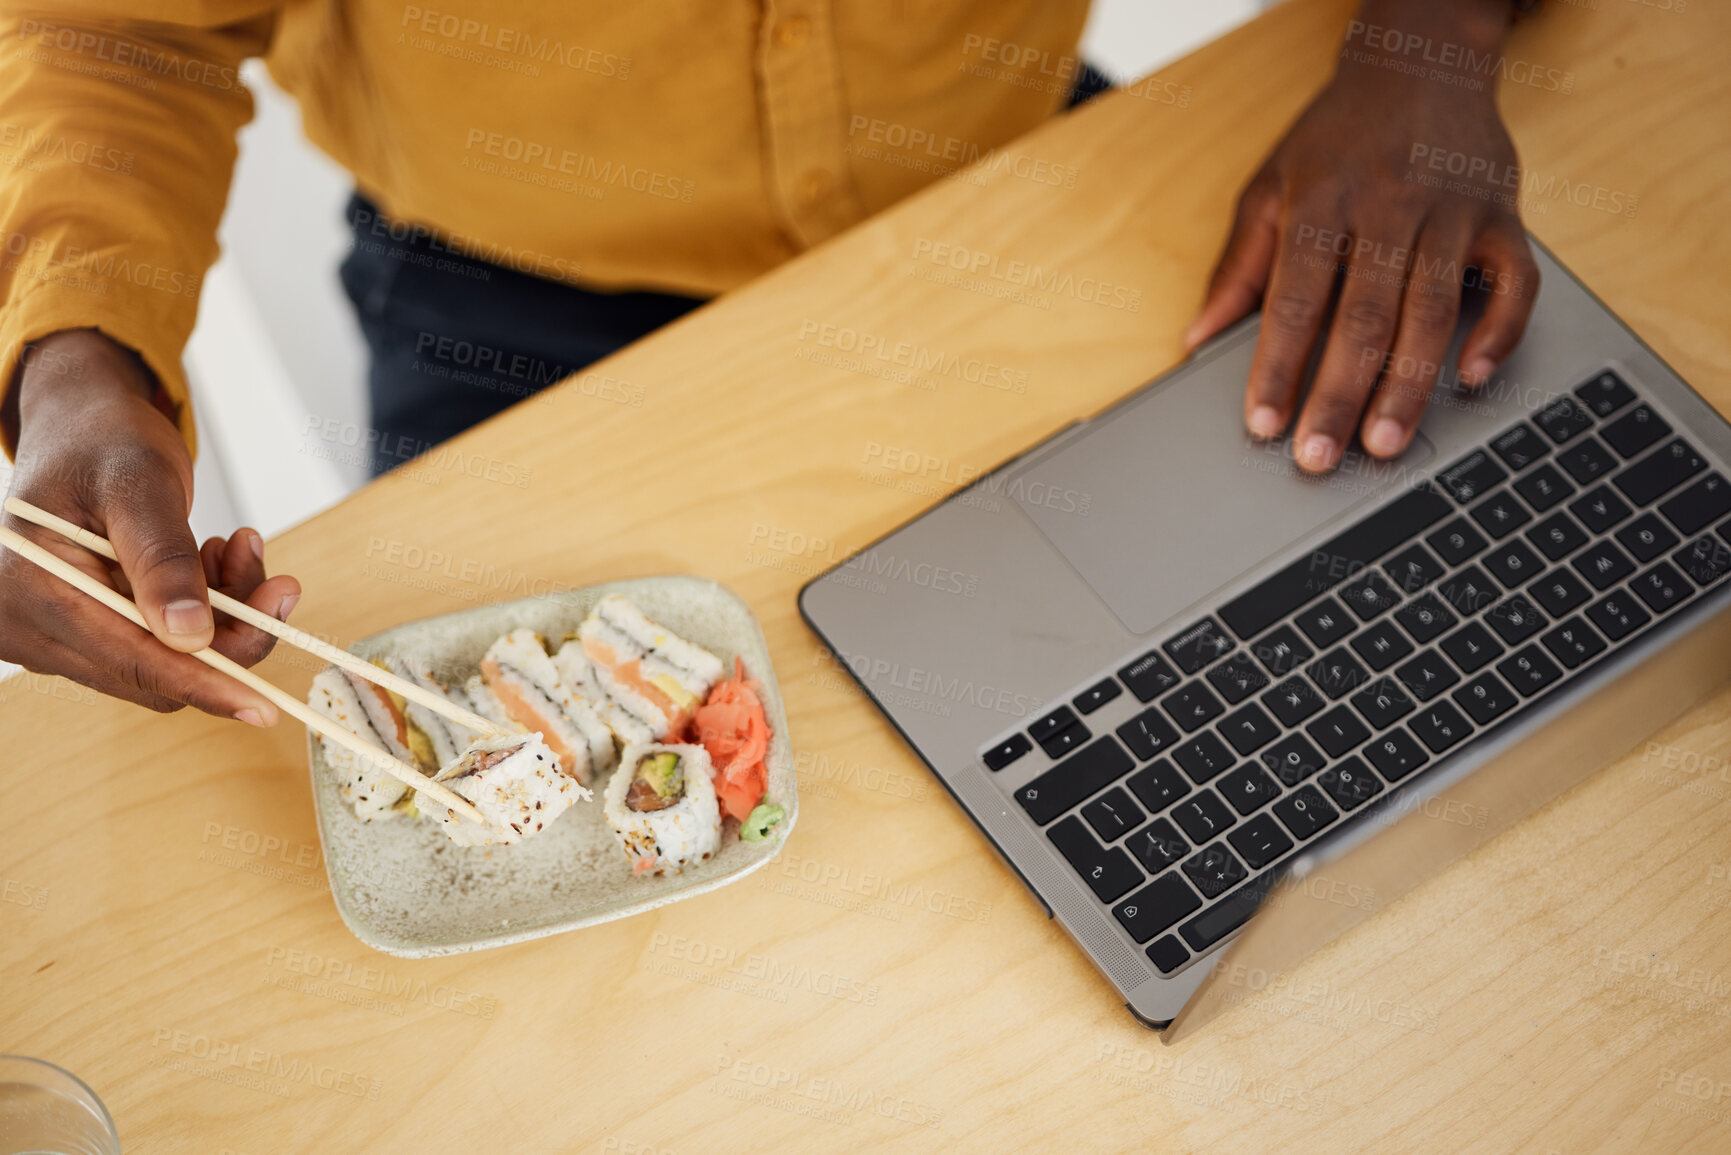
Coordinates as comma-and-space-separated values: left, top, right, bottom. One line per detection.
305, 577, 796, 957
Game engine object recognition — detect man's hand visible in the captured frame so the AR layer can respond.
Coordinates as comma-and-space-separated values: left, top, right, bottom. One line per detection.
0, 329, 300, 721
1187, 0, 1539, 473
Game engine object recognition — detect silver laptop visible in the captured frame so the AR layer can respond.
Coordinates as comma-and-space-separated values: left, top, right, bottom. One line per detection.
799, 238, 1731, 1037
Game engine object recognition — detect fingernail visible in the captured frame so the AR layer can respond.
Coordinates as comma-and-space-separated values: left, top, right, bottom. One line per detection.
1247, 405, 1284, 439
164, 598, 213, 635
1461, 356, 1496, 385
235, 708, 268, 728
1300, 434, 1338, 471
1365, 418, 1407, 456
1182, 320, 1208, 350
276, 593, 300, 620
249, 532, 264, 561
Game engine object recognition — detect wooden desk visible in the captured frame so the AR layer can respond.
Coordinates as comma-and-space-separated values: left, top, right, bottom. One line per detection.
5, 0, 1729, 1150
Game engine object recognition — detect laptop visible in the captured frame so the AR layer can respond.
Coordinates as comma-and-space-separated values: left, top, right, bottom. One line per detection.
798, 238, 1731, 1038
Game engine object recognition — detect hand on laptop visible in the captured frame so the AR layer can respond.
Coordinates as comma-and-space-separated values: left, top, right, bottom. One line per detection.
1185, 0, 1539, 474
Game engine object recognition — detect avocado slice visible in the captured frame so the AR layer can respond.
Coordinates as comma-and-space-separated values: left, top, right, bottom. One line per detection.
637, 751, 684, 798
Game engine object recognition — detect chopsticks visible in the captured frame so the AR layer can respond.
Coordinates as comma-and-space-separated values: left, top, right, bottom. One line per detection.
0, 513, 488, 826
4, 498, 509, 740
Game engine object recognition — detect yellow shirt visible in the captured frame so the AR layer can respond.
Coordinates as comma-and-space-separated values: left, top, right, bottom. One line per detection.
0, 1, 1090, 454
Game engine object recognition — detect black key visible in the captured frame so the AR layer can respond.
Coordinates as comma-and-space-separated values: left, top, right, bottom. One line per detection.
1482, 541, 1542, 589
1436, 564, 1502, 616
1631, 562, 1691, 614
1114, 873, 1202, 944
1082, 787, 1144, 842
1530, 568, 1592, 617
1173, 732, 1236, 784
983, 733, 1032, 771
1048, 817, 1143, 902
1513, 463, 1576, 513
1218, 485, 1452, 639
1556, 437, 1618, 486
1307, 648, 1371, 700
1351, 619, 1415, 671
1427, 518, 1490, 566
1352, 676, 1416, 729
1394, 650, 1461, 701
1273, 784, 1340, 839
1263, 676, 1325, 727
1439, 620, 1505, 674
1364, 727, 1429, 782
1014, 738, 1135, 825
1307, 705, 1372, 758
1116, 708, 1181, 762
1498, 645, 1563, 696
1217, 763, 1282, 816
1439, 450, 1508, 503
1206, 652, 1270, 705
1294, 597, 1356, 648
1037, 724, 1089, 761
1490, 423, 1551, 471
1160, 682, 1225, 733
1574, 370, 1636, 418
1454, 672, 1519, 725
1127, 759, 1191, 813
1485, 592, 1546, 644
1118, 651, 1182, 702
1614, 438, 1707, 506
1385, 543, 1446, 595
1530, 512, 1592, 561
1183, 843, 1249, 899
1535, 396, 1595, 445
1318, 755, 1383, 811
1179, 875, 1279, 951
1031, 706, 1088, 758
1471, 489, 1534, 539
1171, 789, 1236, 843
1409, 700, 1472, 754
1586, 591, 1650, 642
1073, 678, 1123, 716
1125, 817, 1189, 873
1258, 734, 1326, 787
1570, 486, 1633, 534
1339, 570, 1403, 621
1617, 513, 1680, 563
1228, 814, 1294, 870
1661, 474, 1731, 536
1571, 540, 1636, 590
1675, 535, 1731, 586
1541, 617, 1608, 669
1146, 936, 1190, 974
1395, 592, 1458, 643
1165, 618, 1235, 675
1248, 625, 1314, 677
1601, 404, 1671, 458
1219, 703, 1280, 755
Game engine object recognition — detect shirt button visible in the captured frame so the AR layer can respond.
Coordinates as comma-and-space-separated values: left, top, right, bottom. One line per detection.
776, 16, 811, 47
798, 169, 831, 205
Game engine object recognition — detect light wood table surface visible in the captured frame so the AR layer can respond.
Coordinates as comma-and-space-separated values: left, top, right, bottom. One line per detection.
5, 0, 1730, 1150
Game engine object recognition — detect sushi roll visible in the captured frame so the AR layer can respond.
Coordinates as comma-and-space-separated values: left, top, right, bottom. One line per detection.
578, 595, 724, 741
479, 629, 616, 785
603, 742, 721, 877
307, 668, 410, 822
425, 733, 589, 847
463, 673, 526, 736
386, 655, 469, 768
340, 664, 423, 769
552, 636, 655, 749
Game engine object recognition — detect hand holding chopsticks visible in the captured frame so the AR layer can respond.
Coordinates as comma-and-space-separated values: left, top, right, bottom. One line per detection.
0, 499, 490, 825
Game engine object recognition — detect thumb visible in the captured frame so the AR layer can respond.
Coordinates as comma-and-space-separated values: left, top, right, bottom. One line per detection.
97, 456, 213, 653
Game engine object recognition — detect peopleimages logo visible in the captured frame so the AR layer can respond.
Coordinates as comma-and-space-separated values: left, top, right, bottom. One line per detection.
911, 237, 1141, 313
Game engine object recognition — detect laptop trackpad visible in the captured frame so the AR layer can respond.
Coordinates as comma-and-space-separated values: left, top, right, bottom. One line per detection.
1008, 348, 1435, 637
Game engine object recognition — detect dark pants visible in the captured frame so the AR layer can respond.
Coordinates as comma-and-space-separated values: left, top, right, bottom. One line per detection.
336, 70, 1111, 475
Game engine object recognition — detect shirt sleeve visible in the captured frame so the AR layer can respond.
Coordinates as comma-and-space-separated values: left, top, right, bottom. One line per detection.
0, 5, 276, 458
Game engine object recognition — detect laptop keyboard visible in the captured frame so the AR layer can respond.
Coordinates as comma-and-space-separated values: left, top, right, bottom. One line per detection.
982, 368, 1731, 978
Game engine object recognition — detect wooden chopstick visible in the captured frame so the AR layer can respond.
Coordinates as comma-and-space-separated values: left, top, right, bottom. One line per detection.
0, 523, 488, 826
3, 497, 509, 740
